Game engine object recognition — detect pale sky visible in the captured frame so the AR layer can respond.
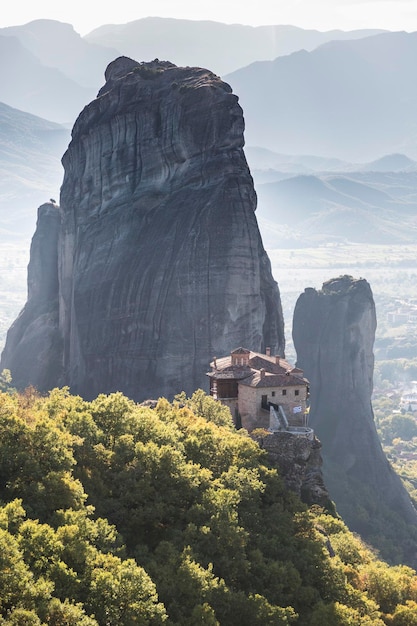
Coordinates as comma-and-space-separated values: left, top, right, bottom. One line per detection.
2, 0, 417, 35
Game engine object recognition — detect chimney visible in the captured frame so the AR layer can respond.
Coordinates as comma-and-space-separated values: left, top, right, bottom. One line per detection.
260, 368, 265, 379
266, 347, 271, 356
213, 357, 217, 369
275, 355, 281, 364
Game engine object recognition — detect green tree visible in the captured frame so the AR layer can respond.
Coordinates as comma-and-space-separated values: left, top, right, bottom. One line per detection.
379, 414, 417, 444
45, 598, 98, 625
0, 369, 13, 393
389, 600, 417, 625
0, 527, 52, 617
87, 554, 167, 625
0, 608, 42, 625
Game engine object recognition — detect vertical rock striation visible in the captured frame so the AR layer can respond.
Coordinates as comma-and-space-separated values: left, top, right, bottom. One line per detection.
293, 275, 417, 564
2, 57, 284, 401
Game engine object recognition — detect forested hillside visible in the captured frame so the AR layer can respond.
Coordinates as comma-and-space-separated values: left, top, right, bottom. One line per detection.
1, 386, 417, 625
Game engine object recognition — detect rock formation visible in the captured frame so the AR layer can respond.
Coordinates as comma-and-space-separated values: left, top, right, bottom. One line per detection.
1, 202, 62, 390
1, 57, 285, 401
252, 430, 331, 508
293, 275, 417, 564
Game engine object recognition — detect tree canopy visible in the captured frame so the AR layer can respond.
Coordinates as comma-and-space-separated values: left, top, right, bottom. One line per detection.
0, 387, 416, 624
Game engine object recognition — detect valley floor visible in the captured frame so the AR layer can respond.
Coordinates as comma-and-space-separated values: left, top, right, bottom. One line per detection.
266, 242, 417, 363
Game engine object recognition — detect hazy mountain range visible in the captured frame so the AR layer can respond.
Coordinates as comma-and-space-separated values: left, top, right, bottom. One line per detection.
226, 30, 417, 161
256, 169, 417, 247
1, 17, 417, 245
0, 18, 384, 124
0, 101, 69, 239
0, 32, 93, 124
248, 147, 417, 246
85, 17, 383, 76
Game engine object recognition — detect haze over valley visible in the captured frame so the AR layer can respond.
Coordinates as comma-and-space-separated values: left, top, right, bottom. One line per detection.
2, 8, 417, 621
1, 16, 417, 344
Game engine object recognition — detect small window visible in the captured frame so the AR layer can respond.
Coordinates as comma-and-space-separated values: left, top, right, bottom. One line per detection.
282, 389, 287, 396
271, 391, 275, 397
295, 389, 299, 396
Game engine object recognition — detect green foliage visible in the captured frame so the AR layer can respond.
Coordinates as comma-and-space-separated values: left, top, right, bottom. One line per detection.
374, 399, 417, 512
358, 563, 417, 614
322, 457, 417, 565
309, 601, 385, 625
379, 414, 417, 444
0, 394, 86, 521
0, 609, 43, 625
174, 389, 235, 429
0, 388, 417, 624
133, 64, 164, 79
0, 369, 13, 393
87, 554, 167, 625
45, 598, 99, 625
388, 600, 417, 625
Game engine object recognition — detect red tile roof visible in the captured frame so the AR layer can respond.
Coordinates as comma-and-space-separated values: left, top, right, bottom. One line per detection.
207, 365, 252, 380
239, 371, 308, 388
208, 348, 309, 387
231, 347, 250, 355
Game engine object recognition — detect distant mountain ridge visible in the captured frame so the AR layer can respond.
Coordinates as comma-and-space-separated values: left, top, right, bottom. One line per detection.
0, 17, 386, 124
1, 17, 416, 248
0, 33, 94, 123
0, 101, 70, 238
255, 169, 417, 246
363, 153, 417, 172
0, 19, 119, 89
226, 31, 417, 161
85, 17, 384, 76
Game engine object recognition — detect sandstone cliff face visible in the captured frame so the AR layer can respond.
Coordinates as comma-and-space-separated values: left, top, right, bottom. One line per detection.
2, 58, 284, 400
293, 275, 417, 562
252, 431, 330, 508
